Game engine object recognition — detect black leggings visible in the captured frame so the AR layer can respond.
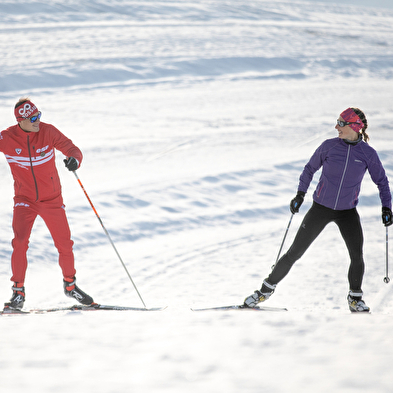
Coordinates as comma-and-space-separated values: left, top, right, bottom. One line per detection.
267, 202, 364, 291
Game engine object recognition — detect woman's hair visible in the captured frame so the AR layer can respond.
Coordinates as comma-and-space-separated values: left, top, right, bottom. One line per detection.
351, 107, 369, 143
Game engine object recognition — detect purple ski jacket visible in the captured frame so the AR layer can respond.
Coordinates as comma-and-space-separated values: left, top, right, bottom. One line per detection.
298, 137, 391, 211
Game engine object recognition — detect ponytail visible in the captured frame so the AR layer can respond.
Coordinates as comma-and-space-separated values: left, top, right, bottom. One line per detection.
351, 107, 369, 143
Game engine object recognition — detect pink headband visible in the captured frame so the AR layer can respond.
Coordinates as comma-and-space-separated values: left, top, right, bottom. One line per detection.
15, 100, 38, 121
340, 108, 364, 133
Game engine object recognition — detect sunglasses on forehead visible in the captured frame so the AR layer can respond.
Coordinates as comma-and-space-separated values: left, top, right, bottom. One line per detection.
27, 111, 42, 123
337, 119, 358, 127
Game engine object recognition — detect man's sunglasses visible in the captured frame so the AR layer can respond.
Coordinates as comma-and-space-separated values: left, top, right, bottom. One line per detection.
337, 119, 357, 127
28, 112, 41, 123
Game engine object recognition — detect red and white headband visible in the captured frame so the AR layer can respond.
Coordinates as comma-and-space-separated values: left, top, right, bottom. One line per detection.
15, 100, 38, 121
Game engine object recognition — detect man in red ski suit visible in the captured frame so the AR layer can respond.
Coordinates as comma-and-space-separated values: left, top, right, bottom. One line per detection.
0, 97, 94, 310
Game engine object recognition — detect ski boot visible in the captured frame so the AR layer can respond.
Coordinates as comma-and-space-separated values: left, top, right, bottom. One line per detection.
347, 290, 370, 313
244, 280, 276, 308
63, 277, 94, 306
4, 283, 25, 310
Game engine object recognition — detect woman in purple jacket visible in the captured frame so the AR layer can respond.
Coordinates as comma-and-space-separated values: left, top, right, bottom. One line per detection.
244, 107, 392, 312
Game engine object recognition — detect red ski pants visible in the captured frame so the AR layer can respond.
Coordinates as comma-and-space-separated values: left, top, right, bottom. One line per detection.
11, 196, 76, 283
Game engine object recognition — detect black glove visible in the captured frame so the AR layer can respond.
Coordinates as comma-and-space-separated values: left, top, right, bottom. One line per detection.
290, 191, 305, 214
382, 207, 393, 227
63, 157, 79, 171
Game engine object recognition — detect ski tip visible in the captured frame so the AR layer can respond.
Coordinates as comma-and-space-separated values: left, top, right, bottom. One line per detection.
141, 304, 168, 311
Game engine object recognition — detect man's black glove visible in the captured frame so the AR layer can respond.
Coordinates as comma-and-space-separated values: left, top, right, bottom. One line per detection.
63, 157, 79, 171
290, 191, 305, 214
382, 207, 393, 227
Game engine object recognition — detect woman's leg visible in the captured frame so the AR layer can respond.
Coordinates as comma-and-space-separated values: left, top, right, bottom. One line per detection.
335, 208, 364, 291
267, 203, 333, 285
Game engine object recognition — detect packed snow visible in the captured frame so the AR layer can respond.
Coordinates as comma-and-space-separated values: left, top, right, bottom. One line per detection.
1, 1, 393, 392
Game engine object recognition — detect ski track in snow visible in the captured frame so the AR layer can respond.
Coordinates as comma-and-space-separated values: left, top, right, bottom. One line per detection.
1, 1, 393, 392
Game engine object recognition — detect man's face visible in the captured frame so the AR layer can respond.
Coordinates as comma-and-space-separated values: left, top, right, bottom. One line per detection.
19, 111, 41, 133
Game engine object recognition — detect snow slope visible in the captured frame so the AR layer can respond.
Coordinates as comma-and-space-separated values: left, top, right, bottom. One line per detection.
0, 1, 393, 392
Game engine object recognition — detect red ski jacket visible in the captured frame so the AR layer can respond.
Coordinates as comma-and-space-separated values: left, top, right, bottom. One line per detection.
0, 122, 82, 202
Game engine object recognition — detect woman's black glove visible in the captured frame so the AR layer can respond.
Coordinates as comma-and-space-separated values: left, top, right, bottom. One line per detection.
63, 157, 79, 171
382, 207, 393, 227
290, 191, 305, 214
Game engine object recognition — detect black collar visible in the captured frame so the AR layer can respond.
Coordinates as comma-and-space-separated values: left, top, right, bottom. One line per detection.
344, 134, 362, 145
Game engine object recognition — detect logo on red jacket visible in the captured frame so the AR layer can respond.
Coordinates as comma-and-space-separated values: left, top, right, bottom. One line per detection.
15, 148, 22, 155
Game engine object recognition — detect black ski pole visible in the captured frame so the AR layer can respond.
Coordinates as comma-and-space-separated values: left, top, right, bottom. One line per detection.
384, 226, 390, 284
72, 171, 147, 308
272, 213, 294, 269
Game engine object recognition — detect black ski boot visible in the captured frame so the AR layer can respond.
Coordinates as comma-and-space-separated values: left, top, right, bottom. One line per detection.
4, 283, 25, 310
63, 277, 94, 306
348, 290, 370, 313
244, 280, 276, 308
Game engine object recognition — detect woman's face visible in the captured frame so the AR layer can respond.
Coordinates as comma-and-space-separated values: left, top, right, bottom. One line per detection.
335, 116, 359, 141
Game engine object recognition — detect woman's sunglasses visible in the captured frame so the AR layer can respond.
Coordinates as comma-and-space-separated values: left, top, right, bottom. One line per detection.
337, 119, 357, 127
28, 112, 42, 123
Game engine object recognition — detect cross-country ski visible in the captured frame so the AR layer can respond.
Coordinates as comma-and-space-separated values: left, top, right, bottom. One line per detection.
1, 304, 167, 315
191, 305, 288, 312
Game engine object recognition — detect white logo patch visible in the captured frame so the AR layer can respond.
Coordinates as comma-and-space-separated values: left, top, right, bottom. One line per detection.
18, 103, 37, 118
36, 145, 49, 154
18, 103, 31, 116
15, 149, 22, 155
15, 202, 30, 208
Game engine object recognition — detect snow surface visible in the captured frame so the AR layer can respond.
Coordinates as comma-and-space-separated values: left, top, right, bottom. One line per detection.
1, 1, 393, 392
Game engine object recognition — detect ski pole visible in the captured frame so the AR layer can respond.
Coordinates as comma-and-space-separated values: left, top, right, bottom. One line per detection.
384, 226, 390, 284
272, 213, 294, 269
72, 171, 147, 308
